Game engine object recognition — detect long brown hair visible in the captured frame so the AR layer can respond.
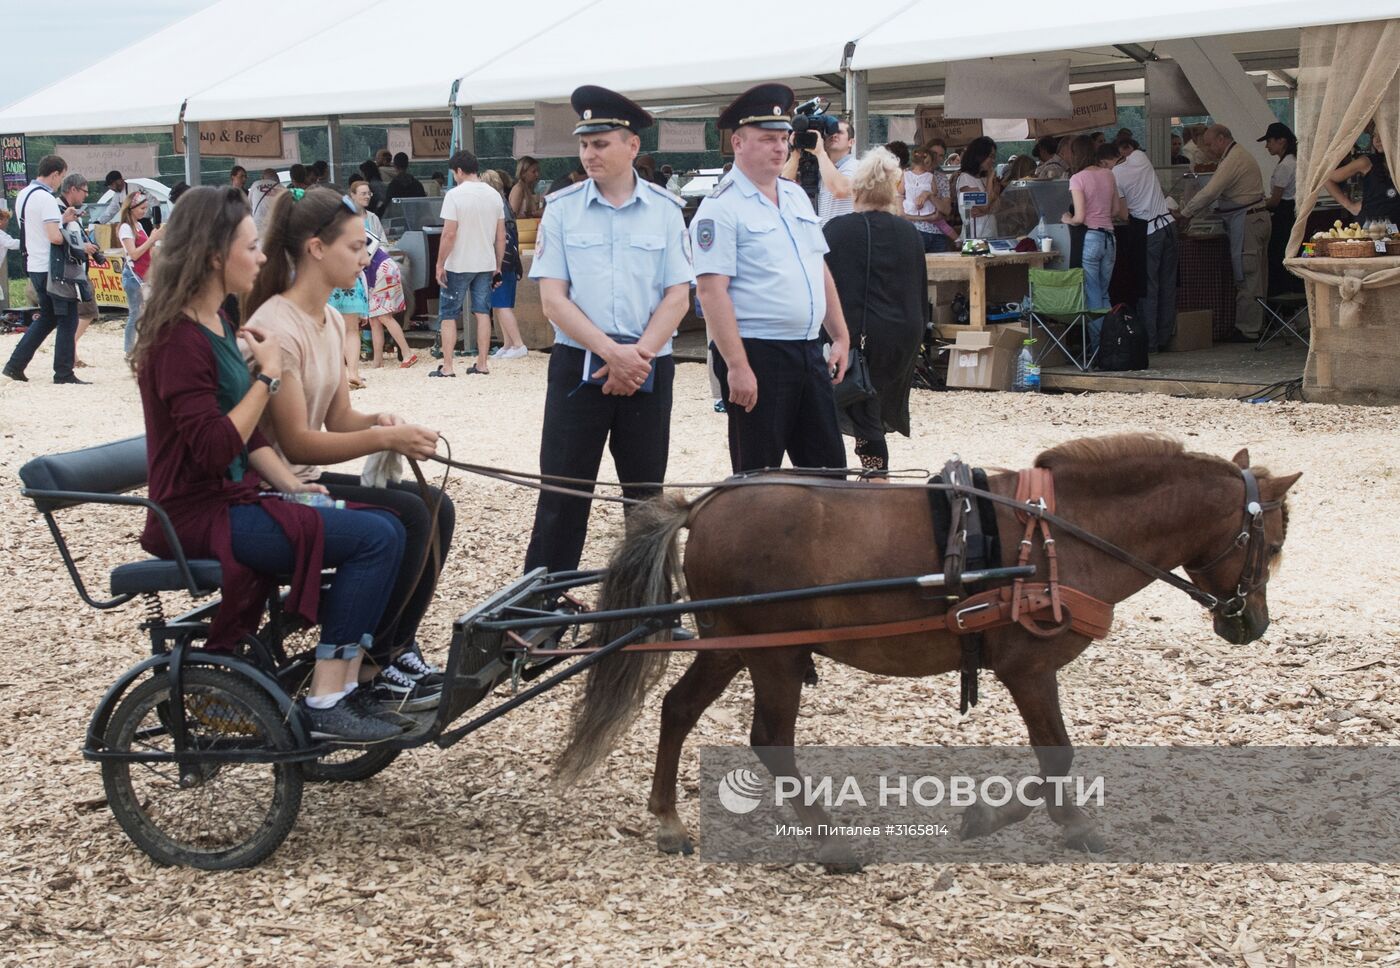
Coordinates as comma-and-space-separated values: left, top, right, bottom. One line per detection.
117, 190, 149, 232
245, 187, 359, 318
1067, 135, 1096, 174
129, 186, 250, 373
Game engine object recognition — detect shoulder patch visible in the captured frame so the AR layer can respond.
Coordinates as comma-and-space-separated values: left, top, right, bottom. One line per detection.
642, 180, 683, 206
546, 180, 588, 203
709, 179, 734, 199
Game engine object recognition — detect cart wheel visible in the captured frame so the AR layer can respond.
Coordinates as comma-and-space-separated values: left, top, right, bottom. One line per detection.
100, 667, 303, 870
301, 745, 401, 783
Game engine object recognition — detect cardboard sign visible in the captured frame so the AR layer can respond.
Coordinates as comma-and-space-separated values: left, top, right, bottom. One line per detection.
1029, 85, 1119, 138
174, 120, 284, 158
59, 144, 159, 180
658, 121, 708, 153
386, 126, 412, 160
915, 107, 984, 149
409, 119, 453, 160
2, 134, 25, 203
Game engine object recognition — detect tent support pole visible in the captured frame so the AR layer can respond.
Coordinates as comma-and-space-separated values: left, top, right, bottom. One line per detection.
326, 116, 343, 184
456, 104, 475, 154
183, 121, 201, 187
842, 41, 867, 154
845, 70, 868, 154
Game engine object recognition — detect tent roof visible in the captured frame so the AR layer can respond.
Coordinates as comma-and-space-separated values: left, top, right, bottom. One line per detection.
0, 0, 381, 135
183, 0, 584, 122
3, 0, 1398, 134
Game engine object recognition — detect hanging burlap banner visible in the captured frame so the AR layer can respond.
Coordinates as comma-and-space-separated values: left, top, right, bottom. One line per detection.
174, 120, 283, 158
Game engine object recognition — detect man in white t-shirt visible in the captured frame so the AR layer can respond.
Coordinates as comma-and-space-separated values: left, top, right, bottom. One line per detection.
1113, 142, 1179, 351
248, 168, 285, 234
5, 155, 91, 384
431, 150, 505, 378
784, 116, 857, 224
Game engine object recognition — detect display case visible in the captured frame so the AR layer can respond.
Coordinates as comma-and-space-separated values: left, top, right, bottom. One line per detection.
382, 197, 447, 295
997, 179, 1074, 268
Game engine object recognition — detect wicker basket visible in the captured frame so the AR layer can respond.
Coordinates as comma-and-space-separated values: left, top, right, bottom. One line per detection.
1384, 239, 1400, 256
1325, 238, 1379, 259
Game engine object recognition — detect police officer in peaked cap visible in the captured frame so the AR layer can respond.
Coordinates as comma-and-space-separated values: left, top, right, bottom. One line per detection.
523, 85, 695, 575
690, 83, 852, 474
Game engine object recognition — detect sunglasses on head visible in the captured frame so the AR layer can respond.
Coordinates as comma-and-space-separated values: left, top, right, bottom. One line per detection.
310, 193, 359, 237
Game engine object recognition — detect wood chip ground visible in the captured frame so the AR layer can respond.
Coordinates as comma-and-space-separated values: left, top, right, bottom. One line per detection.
0, 324, 1396, 966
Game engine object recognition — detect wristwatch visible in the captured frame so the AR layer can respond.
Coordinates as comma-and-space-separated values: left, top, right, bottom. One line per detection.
255, 372, 281, 395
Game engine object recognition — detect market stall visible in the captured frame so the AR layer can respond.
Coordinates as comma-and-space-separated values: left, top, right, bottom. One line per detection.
1283, 18, 1400, 404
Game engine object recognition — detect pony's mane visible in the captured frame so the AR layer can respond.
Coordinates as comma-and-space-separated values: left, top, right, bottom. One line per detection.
1033, 433, 1209, 470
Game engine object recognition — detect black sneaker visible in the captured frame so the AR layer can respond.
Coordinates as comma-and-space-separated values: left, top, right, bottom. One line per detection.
392, 642, 445, 689
371, 663, 442, 712
2, 366, 26, 382
299, 695, 401, 744
345, 687, 416, 731
54, 375, 91, 385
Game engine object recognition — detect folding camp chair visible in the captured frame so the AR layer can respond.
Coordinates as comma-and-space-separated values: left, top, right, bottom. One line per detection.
1027, 267, 1100, 372
1254, 293, 1310, 351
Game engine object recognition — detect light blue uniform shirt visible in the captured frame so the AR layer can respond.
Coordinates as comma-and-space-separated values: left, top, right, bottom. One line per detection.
689, 164, 828, 341
529, 174, 694, 356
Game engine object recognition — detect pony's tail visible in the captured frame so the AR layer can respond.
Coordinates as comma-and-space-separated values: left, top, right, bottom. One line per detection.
554, 492, 691, 786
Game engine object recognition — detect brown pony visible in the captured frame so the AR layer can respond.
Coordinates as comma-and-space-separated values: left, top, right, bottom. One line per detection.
554, 435, 1299, 861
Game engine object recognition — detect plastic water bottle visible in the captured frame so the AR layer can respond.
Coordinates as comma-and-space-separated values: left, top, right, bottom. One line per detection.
1014, 339, 1040, 392
277, 492, 347, 510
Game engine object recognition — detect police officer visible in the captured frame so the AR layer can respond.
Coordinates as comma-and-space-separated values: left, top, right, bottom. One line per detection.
523, 85, 695, 574
691, 83, 851, 474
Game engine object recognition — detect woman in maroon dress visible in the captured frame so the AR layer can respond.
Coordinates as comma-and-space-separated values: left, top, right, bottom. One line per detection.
129, 187, 408, 745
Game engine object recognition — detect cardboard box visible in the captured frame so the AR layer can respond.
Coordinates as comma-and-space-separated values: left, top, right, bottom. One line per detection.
945, 324, 1029, 390
1166, 310, 1213, 352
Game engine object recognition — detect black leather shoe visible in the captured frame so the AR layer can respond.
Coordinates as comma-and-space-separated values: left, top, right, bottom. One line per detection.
3, 366, 27, 382
53, 375, 91, 385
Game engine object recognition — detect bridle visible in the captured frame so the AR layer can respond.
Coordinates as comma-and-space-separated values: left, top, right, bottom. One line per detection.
1182, 469, 1285, 618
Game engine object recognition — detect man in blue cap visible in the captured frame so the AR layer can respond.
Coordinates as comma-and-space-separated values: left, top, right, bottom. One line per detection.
523, 85, 695, 574
691, 83, 851, 474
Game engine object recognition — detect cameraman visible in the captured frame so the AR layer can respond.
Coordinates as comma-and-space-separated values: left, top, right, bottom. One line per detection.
783, 117, 856, 225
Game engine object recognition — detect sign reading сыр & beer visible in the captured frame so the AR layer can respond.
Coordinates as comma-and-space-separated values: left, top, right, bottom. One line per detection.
174, 120, 284, 158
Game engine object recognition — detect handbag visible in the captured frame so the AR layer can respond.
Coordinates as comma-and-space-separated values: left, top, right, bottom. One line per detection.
833, 213, 878, 410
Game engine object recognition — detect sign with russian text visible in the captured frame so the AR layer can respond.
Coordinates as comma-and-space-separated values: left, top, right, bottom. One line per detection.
658, 121, 707, 153
90, 254, 128, 309
914, 108, 984, 149
60, 144, 159, 180
3, 135, 26, 204
409, 119, 453, 160
175, 120, 284, 158
1029, 85, 1119, 138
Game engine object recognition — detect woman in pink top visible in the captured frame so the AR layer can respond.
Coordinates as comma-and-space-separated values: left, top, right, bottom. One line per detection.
245, 188, 454, 712
1063, 142, 1128, 348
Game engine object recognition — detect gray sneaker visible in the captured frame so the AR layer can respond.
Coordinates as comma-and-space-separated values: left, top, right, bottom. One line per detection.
299, 695, 402, 744
345, 687, 416, 731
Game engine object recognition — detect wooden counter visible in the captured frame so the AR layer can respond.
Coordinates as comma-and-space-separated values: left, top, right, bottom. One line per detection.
925, 251, 1055, 329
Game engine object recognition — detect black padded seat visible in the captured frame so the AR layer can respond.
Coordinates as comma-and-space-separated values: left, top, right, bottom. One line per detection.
110, 558, 223, 596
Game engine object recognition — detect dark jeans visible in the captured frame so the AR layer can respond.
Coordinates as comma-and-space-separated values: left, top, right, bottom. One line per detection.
523, 345, 674, 574
1138, 222, 1179, 351
7, 271, 77, 380
228, 502, 405, 660
315, 471, 456, 660
713, 337, 846, 474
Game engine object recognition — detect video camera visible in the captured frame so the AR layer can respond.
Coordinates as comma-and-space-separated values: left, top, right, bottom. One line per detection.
792, 98, 841, 150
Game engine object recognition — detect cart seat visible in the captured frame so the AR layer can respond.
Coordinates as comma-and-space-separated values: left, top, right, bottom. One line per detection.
110, 559, 223, 596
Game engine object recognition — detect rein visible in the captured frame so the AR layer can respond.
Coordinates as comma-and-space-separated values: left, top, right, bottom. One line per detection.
425, 454, 1279, 616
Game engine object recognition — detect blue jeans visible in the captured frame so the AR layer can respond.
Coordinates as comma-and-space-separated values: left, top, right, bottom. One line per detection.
1082, 230, 1116, 350
438, 270, 492, 322
228, 503, 406, 660
7, 271, 77, 380
122, 264, 144, 354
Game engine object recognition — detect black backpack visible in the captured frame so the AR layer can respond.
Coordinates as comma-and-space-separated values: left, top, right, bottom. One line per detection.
1095, 305, 1149, 371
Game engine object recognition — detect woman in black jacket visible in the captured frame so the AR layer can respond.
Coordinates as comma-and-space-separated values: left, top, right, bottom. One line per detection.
822, 147, 929, 476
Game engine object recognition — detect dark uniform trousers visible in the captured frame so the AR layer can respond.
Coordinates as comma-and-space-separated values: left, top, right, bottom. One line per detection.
523, 345, 675, 574
713, 337, 847, 474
